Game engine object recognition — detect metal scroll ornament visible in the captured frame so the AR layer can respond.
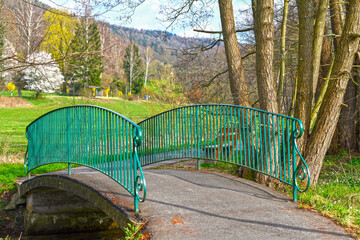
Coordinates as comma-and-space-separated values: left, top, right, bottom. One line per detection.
292, 122, 310, 193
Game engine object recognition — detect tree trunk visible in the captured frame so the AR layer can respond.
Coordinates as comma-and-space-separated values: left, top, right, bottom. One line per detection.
304, 0, 360, 184
294, 0, 316, 144
254, 0, 277, 114
312, 0, 330, 98
338, 80, 358, 151
338, 54, 359, 152
316, 26, 332, 100
218, 0, 251, 107
277, 0, 289, 113
252, 0, 279, 184
329, 0, 343, 51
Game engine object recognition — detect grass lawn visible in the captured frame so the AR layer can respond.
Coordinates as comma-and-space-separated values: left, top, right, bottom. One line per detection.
0, 91, 173, 155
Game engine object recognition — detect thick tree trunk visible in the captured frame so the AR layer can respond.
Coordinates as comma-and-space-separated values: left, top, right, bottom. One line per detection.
218, 0, 251, 107
338, 80, 358, 151
252, 0, 279, 184
294, 0, 316, 144
329, 0, 343, 50
305, 0, 360, 184
338, 55, 359, 152
254, 0, 277, 114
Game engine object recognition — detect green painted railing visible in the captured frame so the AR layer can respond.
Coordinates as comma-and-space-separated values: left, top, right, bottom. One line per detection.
24, 105, 146, 212
25, 104, 310, 213
138, 104, 310, 201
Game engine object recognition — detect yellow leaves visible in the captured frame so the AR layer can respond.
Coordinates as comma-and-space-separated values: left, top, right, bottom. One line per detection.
104, 88, 110, 97
117, 90, 123, 97
6, 82, 15, 92
41, 9, 77, 63
92, 88, 96, 96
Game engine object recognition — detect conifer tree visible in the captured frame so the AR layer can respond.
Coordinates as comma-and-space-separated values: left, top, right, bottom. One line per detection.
123, 41, 144, 94
67, 21, 103, 88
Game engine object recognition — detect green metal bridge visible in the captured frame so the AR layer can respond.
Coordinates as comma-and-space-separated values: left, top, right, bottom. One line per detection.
24, 104, 310, 213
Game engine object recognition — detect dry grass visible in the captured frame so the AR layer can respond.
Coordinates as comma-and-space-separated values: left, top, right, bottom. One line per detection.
0, 143, 24, 164
0, 153, 24, 164
0, 97, 32, 108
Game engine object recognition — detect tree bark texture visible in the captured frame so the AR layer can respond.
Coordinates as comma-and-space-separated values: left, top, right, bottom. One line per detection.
277, 0, 289, 113
305, 0, 360, 184
338, 80, 358, 151
254, 0, 277, 114
312, 0, 330, 98
252, 0, 280, 184
218, 0, 251, 107
294, 0, 316, 143
338, 54, 359, 152
330, 0, 343, 51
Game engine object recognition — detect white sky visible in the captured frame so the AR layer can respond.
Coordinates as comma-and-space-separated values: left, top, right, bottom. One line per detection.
41, 0, 251, 37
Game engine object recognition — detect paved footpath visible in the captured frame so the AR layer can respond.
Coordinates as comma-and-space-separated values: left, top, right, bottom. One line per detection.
24, 164, 353, 240
140, 168, 352, 240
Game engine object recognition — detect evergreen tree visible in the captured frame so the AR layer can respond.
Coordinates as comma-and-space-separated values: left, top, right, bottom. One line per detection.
67, 21, 103, 89
123, 41, 144, 94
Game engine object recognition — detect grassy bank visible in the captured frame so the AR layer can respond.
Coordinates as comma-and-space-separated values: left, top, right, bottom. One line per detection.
0, 91, 172, 155
297, 153, 360, 237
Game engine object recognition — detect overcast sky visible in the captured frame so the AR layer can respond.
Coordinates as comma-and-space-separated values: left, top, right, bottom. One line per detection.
41, 0, 251, 37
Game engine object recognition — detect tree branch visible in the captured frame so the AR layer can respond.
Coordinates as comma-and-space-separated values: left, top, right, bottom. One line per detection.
241, 51, 256, 60
184, 39, 223, 55
193, 27, 253, 34
202, 69, 228, 87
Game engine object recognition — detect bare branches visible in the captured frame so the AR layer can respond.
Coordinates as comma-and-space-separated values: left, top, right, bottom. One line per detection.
193, 27, 254, 34
202, 69, 228, 87
183, 39, 222, 55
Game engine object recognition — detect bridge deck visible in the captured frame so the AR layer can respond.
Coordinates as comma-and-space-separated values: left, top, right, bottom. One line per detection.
20, 164, 351, 240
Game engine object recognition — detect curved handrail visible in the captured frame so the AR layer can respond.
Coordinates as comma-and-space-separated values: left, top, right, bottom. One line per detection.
138, 104, 310, 201
25, 104, 309, 214
25, 105, 145, 212
138, 104, 303, 125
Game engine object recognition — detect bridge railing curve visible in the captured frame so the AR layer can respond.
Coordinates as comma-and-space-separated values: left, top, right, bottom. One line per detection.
138, 104, 310, 201
24, 105, 146, 212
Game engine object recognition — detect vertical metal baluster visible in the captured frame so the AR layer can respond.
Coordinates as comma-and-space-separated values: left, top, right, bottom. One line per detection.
245, 109, 251, 168
120, 118, 124, 185
287, 118, 291, 184
67, 108, 71, 175
226, 107, 230, 163
292, 121, 297, 201
258, 112, 263, 173
267, 114, 273, 177
282, 117, 286, 182
241, 108, 246, 167
263, 112, 268, 174
277, 116, 281, 180
272, 115, 277, 178
115, 116, 119, 182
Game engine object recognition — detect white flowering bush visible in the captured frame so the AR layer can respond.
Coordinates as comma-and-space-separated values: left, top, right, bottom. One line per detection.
23, 51, 63, 95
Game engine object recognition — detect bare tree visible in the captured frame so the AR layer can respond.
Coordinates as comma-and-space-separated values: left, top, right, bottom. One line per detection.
5, 0, 45, 97
143, 45, 153, 89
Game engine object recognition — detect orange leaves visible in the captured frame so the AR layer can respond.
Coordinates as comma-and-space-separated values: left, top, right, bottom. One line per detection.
171, 216, 185, 225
